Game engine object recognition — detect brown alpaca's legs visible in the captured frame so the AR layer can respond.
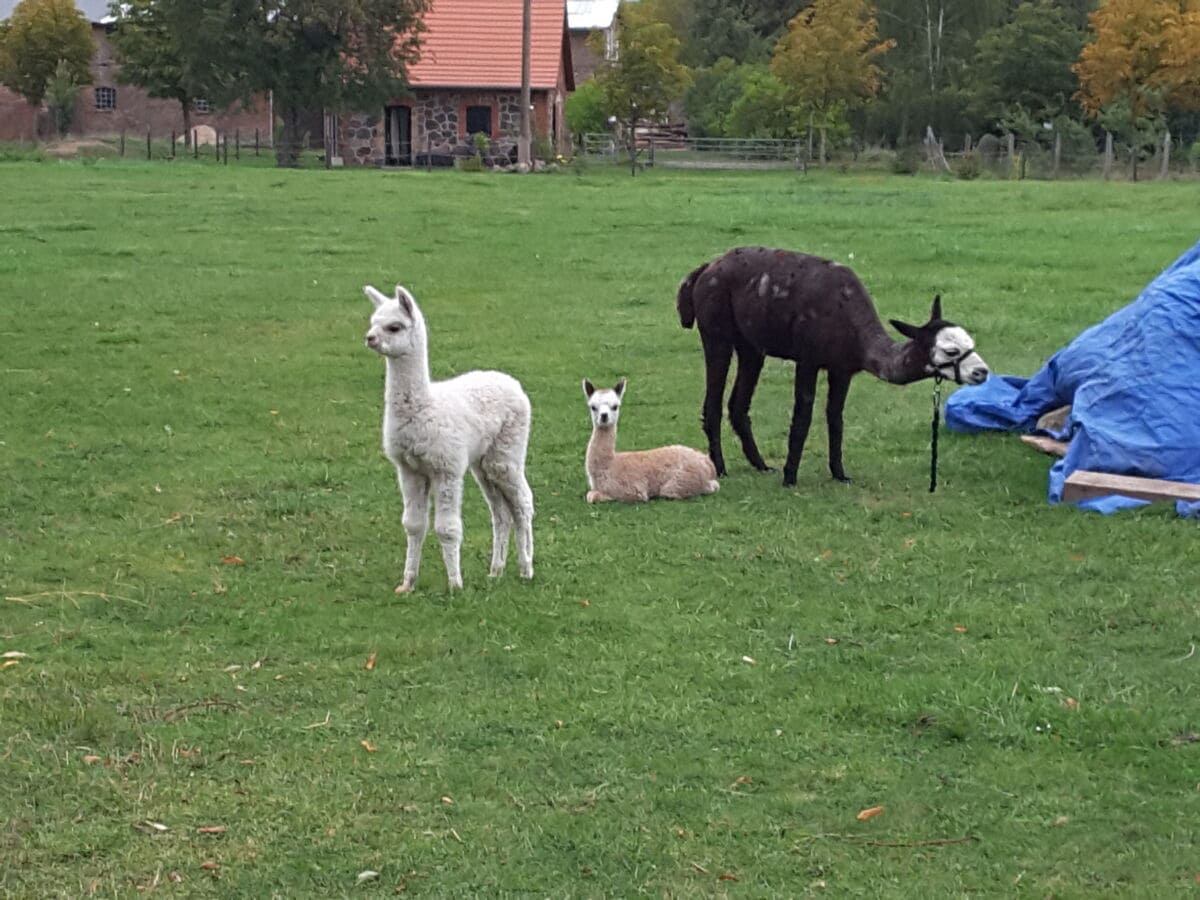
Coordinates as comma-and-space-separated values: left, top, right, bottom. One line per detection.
782, 365, 819, 487
700, 331, 733, 476
826, 370, 853, 483
728, 344, 772, 472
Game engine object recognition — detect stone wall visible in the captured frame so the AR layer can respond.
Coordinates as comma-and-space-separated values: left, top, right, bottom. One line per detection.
339, 89, 559, 167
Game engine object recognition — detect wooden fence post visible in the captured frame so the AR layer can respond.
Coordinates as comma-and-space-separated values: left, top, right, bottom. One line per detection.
1053, 131, 1061, 177
120, 130, 125, 157
1160, 129, 1171, 179
1103, 131, 1113, 180
194, 129, 199, 159
235, 128, 240, 161
223, 133, 229, 164
146, 128, 152, 159
170, 130, 176, 158
255, 128, 260, 156
426, 133, 431, 173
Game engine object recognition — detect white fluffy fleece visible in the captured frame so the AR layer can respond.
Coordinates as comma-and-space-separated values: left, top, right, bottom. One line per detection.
583, 378, 719, 503
365, 284, 534, 592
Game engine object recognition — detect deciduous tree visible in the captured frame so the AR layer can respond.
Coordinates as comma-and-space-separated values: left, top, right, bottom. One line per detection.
973, 1, 1084, 126
0, 0, 92, 110
207, 0, 430, 167
594, 4, 690, 174
770, 0, 893, 164
107, 0, 219, 148
1074, 0, 1200, 179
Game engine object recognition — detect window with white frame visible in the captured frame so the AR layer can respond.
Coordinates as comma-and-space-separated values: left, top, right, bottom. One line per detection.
193, 98, 212, 114
95, 86, 116, 111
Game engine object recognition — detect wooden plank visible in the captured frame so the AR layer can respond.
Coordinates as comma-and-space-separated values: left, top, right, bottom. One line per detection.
1062, 470, 1200, 505
1020, 435, 1069, 458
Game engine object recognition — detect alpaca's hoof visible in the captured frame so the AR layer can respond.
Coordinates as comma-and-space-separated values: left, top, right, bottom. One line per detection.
755, 464, 776, 474
833, 475, 853, 485
447, 579, 463, 591
395, 579, 416, 594
519, 566, 534, 580
489, 566, 505, 578
782, 473, 797, 487
586, 490, 601, 503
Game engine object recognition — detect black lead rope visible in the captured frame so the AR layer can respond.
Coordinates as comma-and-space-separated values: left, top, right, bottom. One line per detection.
930, 375, 944, 494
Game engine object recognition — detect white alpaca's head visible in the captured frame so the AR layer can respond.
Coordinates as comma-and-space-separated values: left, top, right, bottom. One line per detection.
583, 377, 626, 429
364, 284, 425, 358
890, 295, 990, 386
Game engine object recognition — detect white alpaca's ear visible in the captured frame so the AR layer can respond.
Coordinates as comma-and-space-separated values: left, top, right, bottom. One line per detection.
395, 285, 416, 317
614, 377, 626, 398
364, 285, 389, 309
583, 379, 596, 398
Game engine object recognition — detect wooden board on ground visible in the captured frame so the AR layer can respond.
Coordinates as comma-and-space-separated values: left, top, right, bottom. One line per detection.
1021, 435, 1069, 458
1062, 470, 1200, 505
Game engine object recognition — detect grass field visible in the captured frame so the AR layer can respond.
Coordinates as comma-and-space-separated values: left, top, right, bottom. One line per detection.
2, 158, 1199, 898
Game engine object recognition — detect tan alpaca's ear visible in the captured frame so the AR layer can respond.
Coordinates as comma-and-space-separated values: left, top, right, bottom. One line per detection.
583, 379, 596, 398
614, 377, 626, 398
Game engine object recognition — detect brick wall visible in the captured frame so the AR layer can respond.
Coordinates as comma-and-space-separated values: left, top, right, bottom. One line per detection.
0, 24, 272, 143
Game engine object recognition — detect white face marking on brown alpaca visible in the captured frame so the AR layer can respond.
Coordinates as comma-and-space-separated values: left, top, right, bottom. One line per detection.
583, 378, 625, 429
931, 325, 990, 385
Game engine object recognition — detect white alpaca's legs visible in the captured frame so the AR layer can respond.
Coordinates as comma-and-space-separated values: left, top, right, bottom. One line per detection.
432, 475, 465, 590
472, 466, 512, 577
396, 465, 430, 594
501, 473, 535, 579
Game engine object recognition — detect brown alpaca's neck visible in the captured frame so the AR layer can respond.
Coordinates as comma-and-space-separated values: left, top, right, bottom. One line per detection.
861, 325, 928, 385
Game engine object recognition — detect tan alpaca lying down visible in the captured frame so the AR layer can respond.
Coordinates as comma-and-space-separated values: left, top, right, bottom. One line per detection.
583, 378, 720, 503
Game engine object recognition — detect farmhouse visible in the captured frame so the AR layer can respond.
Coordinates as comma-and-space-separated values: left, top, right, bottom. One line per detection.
0, 0, 270, 143
337, 0, 574, 167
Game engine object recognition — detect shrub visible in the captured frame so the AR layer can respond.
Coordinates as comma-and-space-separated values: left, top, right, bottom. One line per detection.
457, 154, 483, 172
955, 150, 982, 180
891, 144, 920, 175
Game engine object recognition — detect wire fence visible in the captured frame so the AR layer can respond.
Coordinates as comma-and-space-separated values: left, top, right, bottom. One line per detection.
580, 131, 1200, 181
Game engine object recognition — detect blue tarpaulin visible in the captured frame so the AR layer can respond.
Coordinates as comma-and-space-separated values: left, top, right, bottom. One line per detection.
946, 240, 1200, 518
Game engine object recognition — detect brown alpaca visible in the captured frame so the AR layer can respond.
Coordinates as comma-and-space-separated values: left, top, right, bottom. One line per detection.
583, 378, 719, 503
677, 246, 990, 486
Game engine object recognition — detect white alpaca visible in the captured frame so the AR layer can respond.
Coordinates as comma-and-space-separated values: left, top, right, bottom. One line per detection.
583, 378, 720, 503
364, 284, 534, 592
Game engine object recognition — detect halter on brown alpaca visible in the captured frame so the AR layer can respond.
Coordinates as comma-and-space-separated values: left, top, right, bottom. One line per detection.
677, 247, 989, 486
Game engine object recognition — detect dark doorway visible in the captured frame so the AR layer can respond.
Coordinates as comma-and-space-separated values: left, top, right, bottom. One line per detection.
384, 105, 411, 166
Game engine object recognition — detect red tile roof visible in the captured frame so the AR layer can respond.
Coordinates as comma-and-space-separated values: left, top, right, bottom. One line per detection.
409, 0, 571, 90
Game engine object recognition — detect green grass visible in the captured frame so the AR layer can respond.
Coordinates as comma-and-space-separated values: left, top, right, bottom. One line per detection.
2, 159, 1199, 898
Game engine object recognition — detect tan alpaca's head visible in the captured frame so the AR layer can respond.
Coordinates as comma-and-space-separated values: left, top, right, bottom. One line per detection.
582, 377, 626, 429
364, 284, 425, 358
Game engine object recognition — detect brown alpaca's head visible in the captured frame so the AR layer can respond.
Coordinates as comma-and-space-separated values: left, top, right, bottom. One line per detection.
890, 295, 990, 385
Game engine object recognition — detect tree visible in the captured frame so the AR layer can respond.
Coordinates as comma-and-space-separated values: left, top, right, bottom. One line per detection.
770, 0, 893, 164
685, 0, 811, 68
0, 0, 92, 112
207, 0, 430, 167
972, 1, 1084, 126
565, 78, 609, 141
1074, 0, 1200, 180
594, 4, 691, 175
107, 0, 219, 148
44, 57, 80, 135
